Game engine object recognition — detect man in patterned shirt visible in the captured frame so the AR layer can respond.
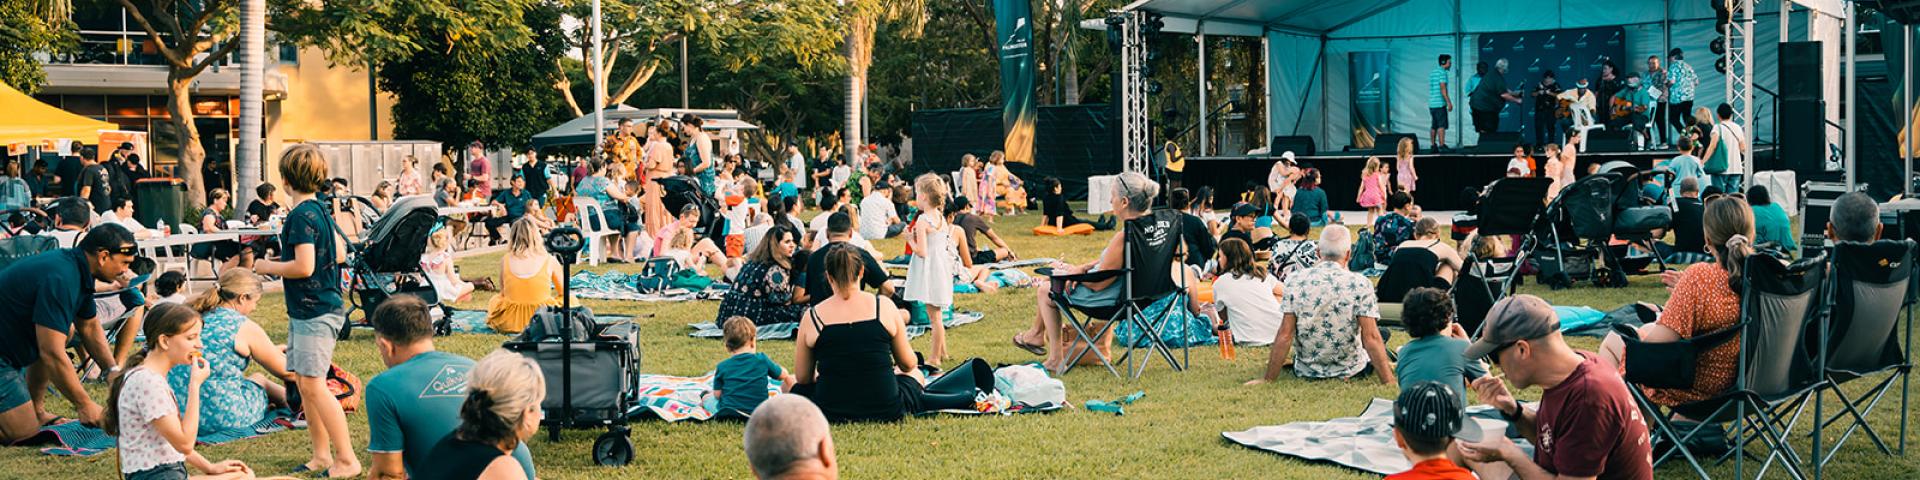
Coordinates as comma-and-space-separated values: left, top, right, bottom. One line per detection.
1666, 48, 1699, 151
1245, 226, 1396, 386
1428, 55, 1454, 152
1644, 55, 1671, 149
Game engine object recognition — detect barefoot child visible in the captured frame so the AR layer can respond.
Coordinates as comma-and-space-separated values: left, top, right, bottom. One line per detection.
251, 144, 359, 477
108, 304, 254, 480
1358, 156, 1389, 224
709, 317, 796, 419
902, 174, 954, 365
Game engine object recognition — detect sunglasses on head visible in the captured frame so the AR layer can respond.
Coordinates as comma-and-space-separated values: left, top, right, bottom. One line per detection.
104, 245, 138, 256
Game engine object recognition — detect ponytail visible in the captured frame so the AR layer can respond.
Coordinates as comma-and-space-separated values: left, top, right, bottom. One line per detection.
1719, 234, 1754, 292
454, 389, 515, 444
187, 285, 226, 313
101, 353, 146, 437
188, 269, 262, 313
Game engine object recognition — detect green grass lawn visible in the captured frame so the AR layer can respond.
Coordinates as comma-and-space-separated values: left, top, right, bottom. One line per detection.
2, 209, 1915, 479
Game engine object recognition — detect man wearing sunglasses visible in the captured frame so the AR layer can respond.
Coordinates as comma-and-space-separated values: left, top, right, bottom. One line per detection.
0, 223, 139, 444
1451, 294, 1652, 480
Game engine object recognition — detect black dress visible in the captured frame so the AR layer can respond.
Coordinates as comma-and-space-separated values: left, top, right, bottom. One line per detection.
790, 303, 922, 422
413, 435, 507, 480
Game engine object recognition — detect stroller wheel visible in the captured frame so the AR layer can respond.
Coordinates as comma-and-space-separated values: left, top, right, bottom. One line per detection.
593, 431, 633, 467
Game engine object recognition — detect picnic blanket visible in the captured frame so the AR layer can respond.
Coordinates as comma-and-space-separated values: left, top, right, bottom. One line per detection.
445, 308, 636, 335
566, 271, 730, 302
1223, 398, 1529, 475
29, 408, 298, 457
687, 311, 986, 340
884, 257, 1056, 271
629, 365, 1063, 422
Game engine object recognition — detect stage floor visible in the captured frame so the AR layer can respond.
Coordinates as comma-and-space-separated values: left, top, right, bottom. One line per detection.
1184, 146, 1776, 212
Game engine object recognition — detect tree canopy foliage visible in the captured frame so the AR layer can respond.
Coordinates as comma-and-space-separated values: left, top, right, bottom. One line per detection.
0, 1, 77, 93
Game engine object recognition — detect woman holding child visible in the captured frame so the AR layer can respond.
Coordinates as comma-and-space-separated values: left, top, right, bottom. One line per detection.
716, 223, 810, 327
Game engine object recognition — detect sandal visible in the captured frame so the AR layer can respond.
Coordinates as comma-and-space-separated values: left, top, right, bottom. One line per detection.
38, 415, 72, 427
1011, 335, 1046, 356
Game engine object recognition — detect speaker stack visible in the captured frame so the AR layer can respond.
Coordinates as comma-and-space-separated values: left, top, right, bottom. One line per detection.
1777, 41, 1828, 176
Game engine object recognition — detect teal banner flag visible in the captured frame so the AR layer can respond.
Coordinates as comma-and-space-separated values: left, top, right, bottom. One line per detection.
995, 0, 1036, 164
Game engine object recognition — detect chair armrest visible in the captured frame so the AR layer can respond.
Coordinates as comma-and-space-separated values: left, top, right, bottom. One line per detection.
1047, 268, 1126, 283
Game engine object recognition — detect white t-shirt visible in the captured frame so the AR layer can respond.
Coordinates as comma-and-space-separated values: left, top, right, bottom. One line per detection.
725, 200, 760, 235
788, 153, 808, 189
830, 166, 852, 190
1506, 157, 1531, 177
117, 367, 186, 474
1213, 272, 1285, 346
1715, 121, 1748, 175
858, 193, 897, 240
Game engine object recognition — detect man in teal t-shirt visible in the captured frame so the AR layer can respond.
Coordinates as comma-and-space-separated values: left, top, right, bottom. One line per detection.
364, 297, 535, 479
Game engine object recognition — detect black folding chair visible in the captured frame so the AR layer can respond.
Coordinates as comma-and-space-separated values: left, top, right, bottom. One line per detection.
1051, 208, 1188, 379
1813, 240, 1914, 470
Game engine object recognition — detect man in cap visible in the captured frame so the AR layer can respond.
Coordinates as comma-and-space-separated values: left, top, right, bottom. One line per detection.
1454, 294, 1653, 480
1388, 381, 1481, 480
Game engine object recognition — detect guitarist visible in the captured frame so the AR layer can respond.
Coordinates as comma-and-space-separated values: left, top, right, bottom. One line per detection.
1531, 70, 1564, 149
1617, 73, 1657, 150
1468, 58, 1524, 136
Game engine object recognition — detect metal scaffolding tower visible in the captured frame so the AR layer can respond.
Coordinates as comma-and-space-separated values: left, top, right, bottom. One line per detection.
1118, 11, 1151, 175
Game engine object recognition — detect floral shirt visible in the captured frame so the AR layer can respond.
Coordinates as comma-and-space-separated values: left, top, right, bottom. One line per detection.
1281, 262, 1381, 379
1667, 60, 1699, 103
1372, 212, 1416, 263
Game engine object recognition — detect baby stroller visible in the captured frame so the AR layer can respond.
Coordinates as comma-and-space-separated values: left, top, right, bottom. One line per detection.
504, 227, 640, 467
1599, 161, 1676, 276
655, 175, 723, 243
1457, 177, 1554, 330
339, 195, 446, 340
1536, 163, 1673, 289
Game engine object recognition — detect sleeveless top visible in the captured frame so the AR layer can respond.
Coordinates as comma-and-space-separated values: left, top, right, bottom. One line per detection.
487, 257, 559, 334
901, 217, 956, 307
168, 307, 267, 432
414, 435, 507, 480
806, 302, 905, 422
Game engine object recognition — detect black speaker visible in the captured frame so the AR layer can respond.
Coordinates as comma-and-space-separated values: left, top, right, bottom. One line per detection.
1473, 132, 1521, 154
1271, 136, 1317, 157
1778, 98, 1828, 174
1587, 130, 1634, 153
1780, 41, 1822, 100
1373, 133, 1417, 155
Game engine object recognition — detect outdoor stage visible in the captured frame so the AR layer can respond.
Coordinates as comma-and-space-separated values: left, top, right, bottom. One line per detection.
1183, 146, 1781, 212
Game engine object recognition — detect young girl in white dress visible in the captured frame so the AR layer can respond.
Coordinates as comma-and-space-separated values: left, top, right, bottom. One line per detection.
902, 173, 954, 365
423, 228, 476, 302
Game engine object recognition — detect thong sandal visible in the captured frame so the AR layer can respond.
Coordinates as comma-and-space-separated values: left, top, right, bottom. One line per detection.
1011, 335, 1046, 356
291, 464, 331, 478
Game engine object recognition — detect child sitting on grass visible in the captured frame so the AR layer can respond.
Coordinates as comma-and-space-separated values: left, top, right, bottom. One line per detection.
711, 316, 796, 419
422, 228, 476, 302
153, 270, 189, 306
108, 304, 254, 479
1387, 381, 1481, 480
1394, 287, 1487, 403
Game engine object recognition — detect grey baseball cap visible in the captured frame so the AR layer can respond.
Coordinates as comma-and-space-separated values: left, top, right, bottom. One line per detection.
1463, 294, 1561, 360
1393, 381, 1486, 443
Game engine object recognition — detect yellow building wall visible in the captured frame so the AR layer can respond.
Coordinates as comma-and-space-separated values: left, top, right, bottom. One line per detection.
264, 46, 397, 185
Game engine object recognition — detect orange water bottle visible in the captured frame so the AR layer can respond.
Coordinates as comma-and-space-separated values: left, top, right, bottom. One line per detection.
1216, 324, 1235, 360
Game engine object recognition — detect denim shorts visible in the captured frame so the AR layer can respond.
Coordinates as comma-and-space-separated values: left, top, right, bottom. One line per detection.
286, 313, 345, 377
0, 365, 29, 412
125, 462, 187, 480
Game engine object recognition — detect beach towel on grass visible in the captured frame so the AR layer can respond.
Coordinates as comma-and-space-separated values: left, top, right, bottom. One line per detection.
32, 408, 297, 457
445, 308, 635, 335
687, 311, 986, 340
1222, 398, 1528, 475
627, 373, 784, 422
567, 271, 729, 302
883, 257, 1056, 271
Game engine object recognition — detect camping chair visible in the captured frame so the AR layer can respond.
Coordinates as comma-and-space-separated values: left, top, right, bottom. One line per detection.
1051, 208, 1189, 379
1813, 240, 1914, 469
1459, 177, 1553, 297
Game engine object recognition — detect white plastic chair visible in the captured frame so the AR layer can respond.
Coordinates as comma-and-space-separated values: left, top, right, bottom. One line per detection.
572, 197, 619, 266
1568, 105, 1607, 152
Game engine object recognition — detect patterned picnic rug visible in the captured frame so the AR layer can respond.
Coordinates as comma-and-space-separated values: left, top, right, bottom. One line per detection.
31, 408, 298, 457
686, 311, 985, 340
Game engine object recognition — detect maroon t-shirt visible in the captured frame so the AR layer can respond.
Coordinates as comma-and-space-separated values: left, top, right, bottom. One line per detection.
1534, 353, 1653, 480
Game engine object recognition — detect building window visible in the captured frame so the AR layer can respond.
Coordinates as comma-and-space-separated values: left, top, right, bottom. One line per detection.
280, 43, 300, 65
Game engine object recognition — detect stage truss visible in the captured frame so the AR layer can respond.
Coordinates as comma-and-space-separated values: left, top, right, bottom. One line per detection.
1726, 0, 1756, 173
1118, 10, 1151, 175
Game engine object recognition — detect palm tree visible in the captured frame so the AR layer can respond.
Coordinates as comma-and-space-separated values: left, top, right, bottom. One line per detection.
842, 0, 925, 164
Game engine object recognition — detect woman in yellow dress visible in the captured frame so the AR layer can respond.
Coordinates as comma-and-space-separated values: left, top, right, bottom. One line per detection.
486, 217, 564, 333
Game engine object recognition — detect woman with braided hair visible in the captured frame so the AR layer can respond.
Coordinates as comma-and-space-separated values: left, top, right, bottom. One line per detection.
413, 351, 545, 480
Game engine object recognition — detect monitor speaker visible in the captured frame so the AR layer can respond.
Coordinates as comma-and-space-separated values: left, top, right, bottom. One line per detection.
1473, 132, 1521, 154
1586, 130, 1633, 153
1271, 136, 1317, 157
1780, 42, 1823, 100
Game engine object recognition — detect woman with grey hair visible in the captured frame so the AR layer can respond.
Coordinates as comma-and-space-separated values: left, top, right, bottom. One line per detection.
1013, 172, 1159, 373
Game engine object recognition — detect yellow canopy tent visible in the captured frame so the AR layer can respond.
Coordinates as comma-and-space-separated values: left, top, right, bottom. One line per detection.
0, 83, 115, 145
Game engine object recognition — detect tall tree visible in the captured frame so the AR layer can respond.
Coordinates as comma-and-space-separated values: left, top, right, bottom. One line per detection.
115, 0, 241, 209
376, 3, 569, 150
844, 0, 926, 163
0, 1, 77, 93
551, 0, 842, 116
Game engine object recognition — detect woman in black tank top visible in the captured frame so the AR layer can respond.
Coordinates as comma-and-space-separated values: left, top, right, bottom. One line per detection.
792, 244, 927, 422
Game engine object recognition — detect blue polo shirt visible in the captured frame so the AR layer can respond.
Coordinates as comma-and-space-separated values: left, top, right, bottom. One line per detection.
365, 351, 535, 478
0, 248, 97, 369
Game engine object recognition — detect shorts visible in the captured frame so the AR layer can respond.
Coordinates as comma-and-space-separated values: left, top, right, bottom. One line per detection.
286, 313, 345, 377
725, 235, 745, 258
970, 250, 998, 265
125, 462, 188, 480
0, 365, 29, 412
1429, 107, 1449, 129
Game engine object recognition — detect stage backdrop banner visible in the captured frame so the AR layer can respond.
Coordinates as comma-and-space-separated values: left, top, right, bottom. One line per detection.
1476, 26, 1626, 141
1348, 51, 1391, 150
995, 0, 1036, 165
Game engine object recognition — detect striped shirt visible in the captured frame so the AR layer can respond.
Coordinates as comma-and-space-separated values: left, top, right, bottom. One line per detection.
1668, 60, 1699, 102
1428, 67, 1450, 108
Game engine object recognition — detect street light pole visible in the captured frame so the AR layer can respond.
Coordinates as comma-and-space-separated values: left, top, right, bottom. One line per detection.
592, 0, 605, 161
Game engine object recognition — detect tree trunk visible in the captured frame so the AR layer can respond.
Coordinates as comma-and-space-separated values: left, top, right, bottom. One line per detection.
168, 74, 208, 211
843, 28, 864, 164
